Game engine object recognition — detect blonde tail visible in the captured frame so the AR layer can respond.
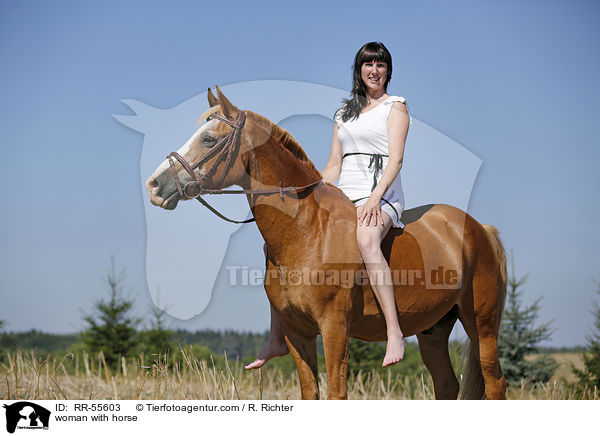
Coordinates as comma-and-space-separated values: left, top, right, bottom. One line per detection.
460, 224, 507, 400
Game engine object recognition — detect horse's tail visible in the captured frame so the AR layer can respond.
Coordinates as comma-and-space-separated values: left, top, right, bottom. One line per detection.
460, 224, 507, 400
482, 224, 508, 329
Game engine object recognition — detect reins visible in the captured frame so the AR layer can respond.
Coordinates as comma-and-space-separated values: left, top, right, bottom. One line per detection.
166, 110, 322, 224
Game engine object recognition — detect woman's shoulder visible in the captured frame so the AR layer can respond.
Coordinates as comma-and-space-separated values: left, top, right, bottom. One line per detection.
383, 95, 407, 105
334, 96, 411, 123
383, 95, 412, 124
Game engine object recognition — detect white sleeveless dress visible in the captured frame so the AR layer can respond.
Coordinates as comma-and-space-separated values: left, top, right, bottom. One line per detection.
334, 95, 412, 229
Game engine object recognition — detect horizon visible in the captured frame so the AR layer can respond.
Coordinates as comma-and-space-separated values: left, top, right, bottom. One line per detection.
1, 1, 599, 348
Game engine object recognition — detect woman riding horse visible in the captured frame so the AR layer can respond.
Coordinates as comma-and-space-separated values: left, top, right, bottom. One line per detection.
246, 41, 410, 369
145, 55, 507, 400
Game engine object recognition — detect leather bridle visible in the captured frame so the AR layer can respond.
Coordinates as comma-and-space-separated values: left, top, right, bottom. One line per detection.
166, 109, 322, 224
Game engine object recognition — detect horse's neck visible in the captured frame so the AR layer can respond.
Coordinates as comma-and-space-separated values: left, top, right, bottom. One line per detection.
245, 138, 322, 261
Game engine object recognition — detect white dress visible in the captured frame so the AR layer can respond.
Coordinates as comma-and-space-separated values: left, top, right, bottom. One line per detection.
334, 95, 412, 229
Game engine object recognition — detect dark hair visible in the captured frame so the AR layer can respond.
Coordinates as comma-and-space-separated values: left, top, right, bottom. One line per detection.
334, 41, 393, 122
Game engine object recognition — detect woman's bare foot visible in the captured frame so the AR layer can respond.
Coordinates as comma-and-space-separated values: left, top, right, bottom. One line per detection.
382, 334, 405, 368
244, 339, 289, 370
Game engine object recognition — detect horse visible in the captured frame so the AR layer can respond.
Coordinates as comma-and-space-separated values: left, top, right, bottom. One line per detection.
145, 86, 507, 400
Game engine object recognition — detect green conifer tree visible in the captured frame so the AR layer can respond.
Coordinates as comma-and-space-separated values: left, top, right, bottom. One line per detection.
81, 257, 140, 368
573, 281, 600, 391
498, 255, 557, 384
0, 287, 5, 331
140, 290, 174, 357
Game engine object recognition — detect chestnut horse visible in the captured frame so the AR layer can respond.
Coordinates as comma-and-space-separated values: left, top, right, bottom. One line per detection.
146, 86, 507, 399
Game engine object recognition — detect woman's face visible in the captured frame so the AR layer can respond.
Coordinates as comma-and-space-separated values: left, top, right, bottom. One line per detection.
361, 60, 388, 94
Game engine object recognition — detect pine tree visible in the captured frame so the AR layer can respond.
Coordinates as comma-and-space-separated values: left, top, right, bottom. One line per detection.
498, 256, 558, 384
81, 257, 140, 368
573, 281, 600, 391
0, 287, 5, 331
140, 290, 174, 357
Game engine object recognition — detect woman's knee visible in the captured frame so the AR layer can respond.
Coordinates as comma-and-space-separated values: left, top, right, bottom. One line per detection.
356, 229, 380, 255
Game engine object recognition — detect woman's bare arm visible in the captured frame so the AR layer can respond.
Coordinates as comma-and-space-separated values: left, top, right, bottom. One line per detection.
321, 123, 343, 184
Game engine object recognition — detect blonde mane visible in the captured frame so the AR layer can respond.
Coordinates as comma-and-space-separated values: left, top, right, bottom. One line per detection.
246, 110, 323, 179
196, 106, 221, 126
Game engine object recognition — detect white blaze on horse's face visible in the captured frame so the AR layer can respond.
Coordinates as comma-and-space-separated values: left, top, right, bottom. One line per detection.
145, 113, 222, 210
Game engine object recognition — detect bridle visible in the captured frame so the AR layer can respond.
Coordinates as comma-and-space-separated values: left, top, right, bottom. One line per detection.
166, 109, 322, 224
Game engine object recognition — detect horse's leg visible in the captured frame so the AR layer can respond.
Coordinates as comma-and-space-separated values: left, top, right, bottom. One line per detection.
473, 315, 506, 399
470, 271, 506, 400
283, 329, 319, 400
416, 308, 459, 400
321, 318, 350, 400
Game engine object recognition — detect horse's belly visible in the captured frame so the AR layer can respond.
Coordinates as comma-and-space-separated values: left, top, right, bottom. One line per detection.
350, 284, 461, 340
350, 206, 468, 340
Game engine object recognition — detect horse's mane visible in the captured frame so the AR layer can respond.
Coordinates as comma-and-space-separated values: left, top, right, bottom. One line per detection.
246, 110, 322, 179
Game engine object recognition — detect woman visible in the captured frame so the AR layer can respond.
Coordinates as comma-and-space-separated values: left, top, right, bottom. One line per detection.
246, 41, 411, 369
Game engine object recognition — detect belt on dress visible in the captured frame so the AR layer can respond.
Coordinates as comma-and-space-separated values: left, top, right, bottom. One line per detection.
342, 152, 387, 192
342, 152, 400, 223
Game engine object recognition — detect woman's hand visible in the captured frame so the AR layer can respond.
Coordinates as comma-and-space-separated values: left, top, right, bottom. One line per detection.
357, 195, 384, 227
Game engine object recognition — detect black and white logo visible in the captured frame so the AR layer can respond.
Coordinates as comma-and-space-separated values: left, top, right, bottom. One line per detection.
3, 402, 50, 433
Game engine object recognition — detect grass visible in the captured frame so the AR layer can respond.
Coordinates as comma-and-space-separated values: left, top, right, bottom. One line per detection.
1, 348, 597, 400
525, 352, 585, 383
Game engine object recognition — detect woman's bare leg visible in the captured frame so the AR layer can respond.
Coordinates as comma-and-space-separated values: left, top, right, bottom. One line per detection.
244, 304, 289, 370
357, 212, 405, 367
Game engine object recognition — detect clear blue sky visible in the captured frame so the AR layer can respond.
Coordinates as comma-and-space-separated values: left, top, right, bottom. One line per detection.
1, 0, 599, 347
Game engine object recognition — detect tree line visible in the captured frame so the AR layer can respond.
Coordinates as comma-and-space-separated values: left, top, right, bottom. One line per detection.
1, 256, 599, 390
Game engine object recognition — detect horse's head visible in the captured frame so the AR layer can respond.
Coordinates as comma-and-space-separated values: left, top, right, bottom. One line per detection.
145, 86, 256, 209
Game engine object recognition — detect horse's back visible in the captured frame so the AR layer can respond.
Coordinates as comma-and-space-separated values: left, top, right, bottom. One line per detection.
351, 204, 480, 339
384, 203, 474, 266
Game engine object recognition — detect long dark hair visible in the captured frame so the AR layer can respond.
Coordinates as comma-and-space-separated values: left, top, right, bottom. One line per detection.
334, 41, 393, 122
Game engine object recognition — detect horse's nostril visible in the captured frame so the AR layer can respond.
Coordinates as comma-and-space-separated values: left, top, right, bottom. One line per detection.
146, 177, 159, 192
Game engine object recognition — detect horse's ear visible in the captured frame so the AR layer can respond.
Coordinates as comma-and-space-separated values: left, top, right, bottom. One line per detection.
215, 85, 238, 119
207, 87, 218, 107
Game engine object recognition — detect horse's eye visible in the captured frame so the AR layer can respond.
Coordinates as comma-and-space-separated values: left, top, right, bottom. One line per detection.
203, 136, 216, 146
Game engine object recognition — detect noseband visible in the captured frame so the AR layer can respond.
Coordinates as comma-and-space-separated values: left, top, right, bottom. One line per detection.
166, 109, 322, 224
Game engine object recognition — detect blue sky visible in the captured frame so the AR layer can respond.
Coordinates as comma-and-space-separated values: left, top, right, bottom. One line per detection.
1, 0, 599, 347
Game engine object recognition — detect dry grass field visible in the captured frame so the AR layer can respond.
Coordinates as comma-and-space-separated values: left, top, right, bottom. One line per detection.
525, 352, 585, 383
1, 349, 597, 400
